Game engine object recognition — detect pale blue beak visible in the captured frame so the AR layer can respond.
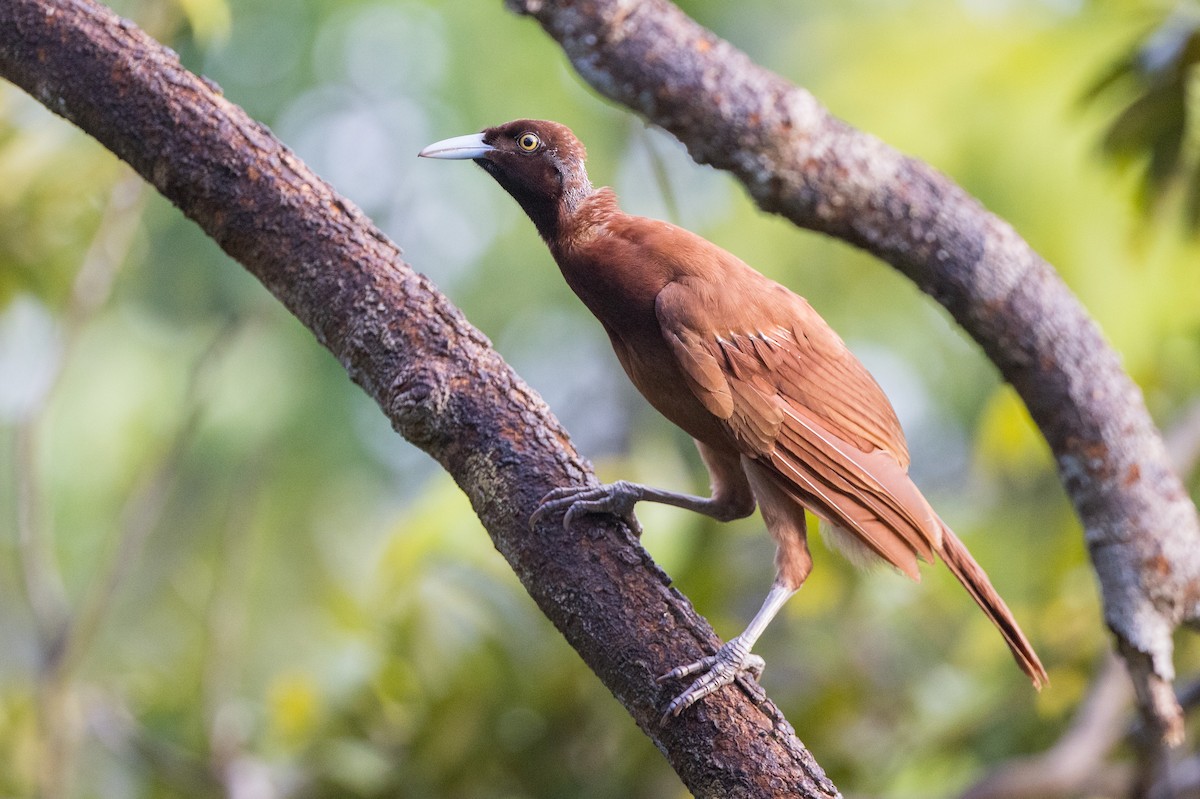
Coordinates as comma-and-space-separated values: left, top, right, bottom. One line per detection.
418, 132, 495, 160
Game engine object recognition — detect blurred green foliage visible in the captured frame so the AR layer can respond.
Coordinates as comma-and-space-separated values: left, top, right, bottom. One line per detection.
1084, 1, 1200, 228
2, 0, 1199, 797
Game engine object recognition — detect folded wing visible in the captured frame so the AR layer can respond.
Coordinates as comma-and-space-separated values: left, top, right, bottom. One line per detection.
657, 277, 940, 578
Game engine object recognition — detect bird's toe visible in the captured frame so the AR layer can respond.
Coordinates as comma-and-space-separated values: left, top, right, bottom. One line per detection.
658, 638, 761, 723
532, 482, 645, 534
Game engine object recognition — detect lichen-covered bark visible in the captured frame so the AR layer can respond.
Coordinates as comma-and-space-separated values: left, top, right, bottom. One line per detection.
0, 0, 840, 795
507, 0, 1200, 743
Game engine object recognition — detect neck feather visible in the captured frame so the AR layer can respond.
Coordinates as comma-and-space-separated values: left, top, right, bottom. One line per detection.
529, 164, 594, 242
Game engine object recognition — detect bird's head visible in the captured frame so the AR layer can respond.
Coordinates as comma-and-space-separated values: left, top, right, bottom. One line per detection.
419, 119, 594, 241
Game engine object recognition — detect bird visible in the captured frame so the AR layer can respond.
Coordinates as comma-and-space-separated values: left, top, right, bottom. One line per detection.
419, 119, 1047, 720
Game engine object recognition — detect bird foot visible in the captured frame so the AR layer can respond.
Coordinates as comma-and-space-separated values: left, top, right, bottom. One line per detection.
656, 637, 765, 723
530, 480, 644, 536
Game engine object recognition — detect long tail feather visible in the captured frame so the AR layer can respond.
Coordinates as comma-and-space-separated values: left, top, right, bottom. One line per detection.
939, 523, 1048, 689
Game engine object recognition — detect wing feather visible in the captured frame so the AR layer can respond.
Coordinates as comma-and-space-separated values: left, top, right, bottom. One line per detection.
664, 329, 733, 418
657, 278, 938, 575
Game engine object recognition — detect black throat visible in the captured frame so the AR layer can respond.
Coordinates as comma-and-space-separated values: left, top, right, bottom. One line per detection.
476, 153, 593, 243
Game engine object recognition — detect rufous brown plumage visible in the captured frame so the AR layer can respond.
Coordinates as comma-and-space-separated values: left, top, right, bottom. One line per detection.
420, 119, 1047, 720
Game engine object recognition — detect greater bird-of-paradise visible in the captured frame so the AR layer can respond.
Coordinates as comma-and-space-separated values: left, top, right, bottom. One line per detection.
420, 120, 1046, 720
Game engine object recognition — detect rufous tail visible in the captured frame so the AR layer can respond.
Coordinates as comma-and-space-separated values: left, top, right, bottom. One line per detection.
939, 523, 1048, 689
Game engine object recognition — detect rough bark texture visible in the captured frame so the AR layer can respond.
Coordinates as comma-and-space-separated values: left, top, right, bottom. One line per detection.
507, 0, 1200, 743
0, 0, 841, 796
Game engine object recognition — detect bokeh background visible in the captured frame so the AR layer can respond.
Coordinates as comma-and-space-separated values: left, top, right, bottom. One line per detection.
2, 0, 1199, 796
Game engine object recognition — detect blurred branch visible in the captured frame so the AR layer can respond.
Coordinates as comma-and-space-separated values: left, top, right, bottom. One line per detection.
958, 398, 1200, 799
14, 422, 70, 650
0, 2, 839, 797
11, 175, 144, 799
960, 652, 1133, 799
85, 690, 224, 794
14, 168, 243, 799
201, 455, 266, 788
33, 327, 229, 798
507, 0, 1200, 745
14, 175, 144, 656
56, 322, 237, 680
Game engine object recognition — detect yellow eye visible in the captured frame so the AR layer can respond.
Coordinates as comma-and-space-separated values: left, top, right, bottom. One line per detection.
517, 132, 541, 151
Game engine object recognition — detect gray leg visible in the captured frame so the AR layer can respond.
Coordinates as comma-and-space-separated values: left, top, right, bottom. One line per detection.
657, 582, 797, 722
529, 441, 756, 535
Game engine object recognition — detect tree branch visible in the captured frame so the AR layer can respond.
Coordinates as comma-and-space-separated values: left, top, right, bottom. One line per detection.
507, 0, 1200, 744
0, 0, 840, 795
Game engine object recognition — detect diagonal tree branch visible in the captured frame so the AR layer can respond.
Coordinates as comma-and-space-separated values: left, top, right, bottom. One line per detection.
507, 0, 1200, 744
0, 0, 840, 795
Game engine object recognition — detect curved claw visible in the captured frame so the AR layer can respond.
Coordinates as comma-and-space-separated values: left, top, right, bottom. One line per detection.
657, 639, 765, 723
529, 481, 644, 536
